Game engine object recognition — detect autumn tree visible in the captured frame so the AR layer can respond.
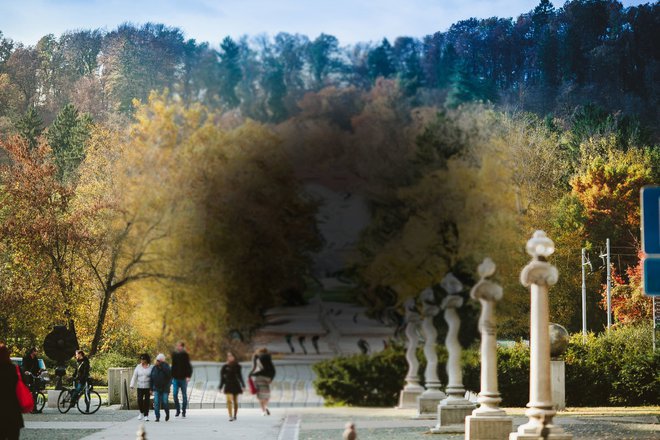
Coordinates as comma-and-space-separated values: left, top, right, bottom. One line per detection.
0, 136, 93, 345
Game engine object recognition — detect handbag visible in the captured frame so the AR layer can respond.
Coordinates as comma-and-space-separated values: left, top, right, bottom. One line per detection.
248, 376, 257, 395
15, 365, 34, 413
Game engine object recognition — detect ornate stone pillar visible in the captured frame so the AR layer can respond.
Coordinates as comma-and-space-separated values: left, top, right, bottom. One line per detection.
417, 287, 446, 417
465, 258, 513, 439
398, 297, 424, 408
510, 231, 572, 440
432, 273, 475, 432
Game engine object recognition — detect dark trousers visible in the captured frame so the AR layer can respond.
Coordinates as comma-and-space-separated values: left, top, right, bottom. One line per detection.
137, 388, 150, 416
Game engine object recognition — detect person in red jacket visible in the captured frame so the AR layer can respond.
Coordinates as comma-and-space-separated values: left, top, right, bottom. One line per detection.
0, 343, 24, 440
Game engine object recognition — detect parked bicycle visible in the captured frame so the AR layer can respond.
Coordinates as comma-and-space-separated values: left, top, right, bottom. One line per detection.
57, 380, 102, 415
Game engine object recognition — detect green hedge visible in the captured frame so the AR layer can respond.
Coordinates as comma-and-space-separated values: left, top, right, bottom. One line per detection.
313, 325, 658, 407
89, 352, 137, 386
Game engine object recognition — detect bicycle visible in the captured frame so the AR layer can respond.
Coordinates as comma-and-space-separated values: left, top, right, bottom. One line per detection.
24, 371, 47, 413
57, 381, 102, 415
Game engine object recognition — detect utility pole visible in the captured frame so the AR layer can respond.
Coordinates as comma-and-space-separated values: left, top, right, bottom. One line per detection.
600, 239, 612, 331
581, 248, 587, 343
606, 238, 611, 330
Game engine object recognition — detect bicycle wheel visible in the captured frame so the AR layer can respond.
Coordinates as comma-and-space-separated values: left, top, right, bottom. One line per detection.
77, 390, 102, 415
57, 389, 72, 414
35, 392, 46, 412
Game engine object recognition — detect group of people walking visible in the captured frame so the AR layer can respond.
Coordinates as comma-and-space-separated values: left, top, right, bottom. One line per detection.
129, 341, 193, 422
130, 345, 276, 423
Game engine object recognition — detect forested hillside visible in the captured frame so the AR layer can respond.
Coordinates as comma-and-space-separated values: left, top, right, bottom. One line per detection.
0, 0, 657, 131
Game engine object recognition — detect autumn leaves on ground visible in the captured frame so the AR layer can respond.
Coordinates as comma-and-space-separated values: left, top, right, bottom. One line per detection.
0, 0, 658, 360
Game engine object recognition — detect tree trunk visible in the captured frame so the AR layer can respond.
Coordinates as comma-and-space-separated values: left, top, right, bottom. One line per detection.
89, 287, 114, 356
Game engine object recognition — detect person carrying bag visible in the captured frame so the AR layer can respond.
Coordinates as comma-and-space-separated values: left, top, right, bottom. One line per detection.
1, 343, 29, 440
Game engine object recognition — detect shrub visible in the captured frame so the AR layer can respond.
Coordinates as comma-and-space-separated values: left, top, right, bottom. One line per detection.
564, 324, 659, 406
312, 346, 407, 406
313, 344, 480, 407
313, 325, 658, 407
89, 352, 138, 386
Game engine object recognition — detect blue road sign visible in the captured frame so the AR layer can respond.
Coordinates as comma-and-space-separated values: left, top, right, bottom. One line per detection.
644, 259, 660, 296
641, 186, 660, 296
641, 186, 660, 255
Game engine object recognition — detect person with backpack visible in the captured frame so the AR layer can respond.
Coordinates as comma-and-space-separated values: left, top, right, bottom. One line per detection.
219, 351, 244, 421
150, 353, 172, 422
249, 347, 275, 416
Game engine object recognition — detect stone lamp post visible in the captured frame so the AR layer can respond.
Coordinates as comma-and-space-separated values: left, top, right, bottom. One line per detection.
417, 287, 446, 417
398, 297, 424, 408
432, 273, 475, 432
465, 258, 513, 440
510, 231, 572, 440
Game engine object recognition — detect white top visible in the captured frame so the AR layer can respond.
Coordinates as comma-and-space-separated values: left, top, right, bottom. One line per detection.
130, 364, 153, 389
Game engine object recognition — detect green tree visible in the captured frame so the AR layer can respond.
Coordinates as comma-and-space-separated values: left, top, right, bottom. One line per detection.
218, 36, 242, 108
15, 107, 43, 149
367, 38, 395, 80
46, 103, 92, 181
305, 33, 341, 87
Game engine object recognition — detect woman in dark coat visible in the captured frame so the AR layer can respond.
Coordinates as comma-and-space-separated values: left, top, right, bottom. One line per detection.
219, 351, 244, 421
0, 344, 24, 440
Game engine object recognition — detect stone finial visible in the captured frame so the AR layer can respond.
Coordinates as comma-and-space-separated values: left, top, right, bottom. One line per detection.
441, 273, 463, 295
404, 297, 421, 324
471, 258, 503, 303
343, 422, 357, 440
477, 257, 496, 278
521, 231, 559, 288
526, 230, 555, 259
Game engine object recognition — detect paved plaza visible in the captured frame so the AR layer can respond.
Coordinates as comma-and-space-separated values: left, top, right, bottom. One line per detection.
21, 406, 659, 440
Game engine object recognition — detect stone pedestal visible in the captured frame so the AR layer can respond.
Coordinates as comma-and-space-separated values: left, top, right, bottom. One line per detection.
47, 390, 60, 408
108, 367, 132, 405
399, 386, 424, 409
119, 369, 138, 410
466, 415, 514, 440
430, 399, 475, 433
417, 391, 445, 418
551, 360, 565, 411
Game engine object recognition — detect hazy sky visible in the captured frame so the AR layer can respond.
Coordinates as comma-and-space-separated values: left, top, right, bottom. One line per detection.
0, 0, 649, 47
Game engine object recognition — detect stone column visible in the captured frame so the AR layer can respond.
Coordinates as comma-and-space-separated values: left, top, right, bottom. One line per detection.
432, 273, 475, 432
510, 231, 572, 440
465, 258, 513, 440
399, 297, 424, 408
417, 287, 446, 417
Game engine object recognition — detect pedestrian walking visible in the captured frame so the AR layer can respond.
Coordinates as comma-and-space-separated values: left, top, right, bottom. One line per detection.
219, 351, 245, 421
0, 344, 24, 440
130, 353, 153, 421
20, 347, 42, 413
171, 341, 193, 418
249, 347, 276, 416
150, 353, 172, 422
71, 350, 90, 407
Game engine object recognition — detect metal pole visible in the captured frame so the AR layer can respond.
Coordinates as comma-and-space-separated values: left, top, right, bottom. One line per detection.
653, 296, 656, 353
606, 238, 612, 330
581, 248, 587, 343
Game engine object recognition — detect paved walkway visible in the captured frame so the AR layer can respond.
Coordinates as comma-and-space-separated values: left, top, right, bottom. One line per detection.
79, 409, 283, 440
22, 406, 659, 440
